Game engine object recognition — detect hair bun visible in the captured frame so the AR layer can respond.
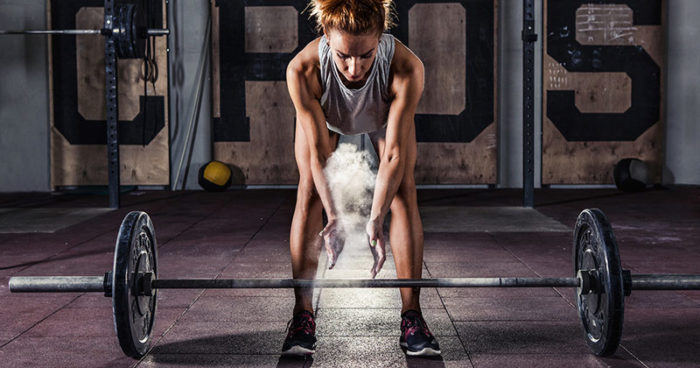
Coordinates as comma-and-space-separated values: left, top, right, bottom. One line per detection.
306, 0, 395, 35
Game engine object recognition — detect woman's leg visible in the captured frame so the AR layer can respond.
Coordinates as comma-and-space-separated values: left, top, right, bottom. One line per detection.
369, 126, 423, 313
290, 124, 339, 314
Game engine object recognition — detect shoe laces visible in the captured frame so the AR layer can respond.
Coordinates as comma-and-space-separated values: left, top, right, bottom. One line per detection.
286, 312, 316, 337
401, 313, 433, 338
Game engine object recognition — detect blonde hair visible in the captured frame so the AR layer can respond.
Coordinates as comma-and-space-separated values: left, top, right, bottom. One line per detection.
306, 0, 396, 35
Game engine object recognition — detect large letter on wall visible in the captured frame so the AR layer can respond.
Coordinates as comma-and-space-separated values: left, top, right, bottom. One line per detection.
543, 0, 664, 184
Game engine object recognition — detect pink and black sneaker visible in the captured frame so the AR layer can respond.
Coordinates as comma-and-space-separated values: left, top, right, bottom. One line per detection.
399, 310, 441, 356
281, 310, 317, 356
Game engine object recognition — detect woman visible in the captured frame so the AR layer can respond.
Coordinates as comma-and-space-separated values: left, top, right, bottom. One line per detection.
283, 0, 440, 356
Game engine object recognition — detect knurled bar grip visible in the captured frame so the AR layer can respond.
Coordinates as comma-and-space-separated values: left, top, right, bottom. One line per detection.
153, 277, 581, 289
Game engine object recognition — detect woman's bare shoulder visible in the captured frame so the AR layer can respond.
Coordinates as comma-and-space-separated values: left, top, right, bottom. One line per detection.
288, 36, 323, 76
287, 37, 325, 100
390, 37, 424, 78
389, 38, 424, 98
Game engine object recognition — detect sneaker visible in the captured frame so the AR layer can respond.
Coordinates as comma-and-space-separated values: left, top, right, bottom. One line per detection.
281, 310, 317, 356
399, 310, 441, 356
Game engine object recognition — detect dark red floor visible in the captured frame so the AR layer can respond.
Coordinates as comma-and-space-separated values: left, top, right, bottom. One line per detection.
0, 187, 698, 367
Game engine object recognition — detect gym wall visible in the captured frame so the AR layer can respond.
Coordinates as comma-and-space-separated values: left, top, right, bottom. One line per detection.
1, 1, 700, 192
0, 0, 51, 192
210, 0, 498, 185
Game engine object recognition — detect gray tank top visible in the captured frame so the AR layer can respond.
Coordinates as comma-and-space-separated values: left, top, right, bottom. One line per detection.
319, 33, 395, 135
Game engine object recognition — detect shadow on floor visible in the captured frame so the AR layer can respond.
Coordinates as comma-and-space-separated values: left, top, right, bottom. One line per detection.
404, 355, 447, 367
0, 247, 110, 270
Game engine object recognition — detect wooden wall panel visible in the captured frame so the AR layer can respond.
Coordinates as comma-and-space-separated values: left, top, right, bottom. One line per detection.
50, 0, 169, 187
211, 2, 304, 184
410, 3, 497, 184
214, 81, 298, 184
543, 1, 664, 184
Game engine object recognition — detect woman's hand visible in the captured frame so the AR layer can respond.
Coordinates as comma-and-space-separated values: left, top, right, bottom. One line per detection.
320, 219, 345, 269
366, 218, 387, 278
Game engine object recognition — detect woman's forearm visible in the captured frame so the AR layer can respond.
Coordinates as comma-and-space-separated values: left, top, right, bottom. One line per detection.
370, 152, 405, 222
309, 150, 338, 221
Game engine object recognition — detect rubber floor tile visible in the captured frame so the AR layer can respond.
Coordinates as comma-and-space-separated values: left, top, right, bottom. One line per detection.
425, 261, 538, 278
203, 286, 295, 298
0, 295, 77, 338
318, 287, 444, 309
179, 296, 295, 322
437, 286, 564, 299
624, 290, 700, 309
422, 247, 518, 263
0, 336, 133, 368
311, 335, 468, 367
443, 296, 578, 322
23, 306, 115, 337
232, 249, 293, 263
455, 321, 589, 354
152, 321, 286, 355
155, 289, 205, 309
470, 353, 645, 368
136, 354, 308, 368
218, 262, 293, 278
315, 307, 456, 337
11, 250, 114, 277
619, 308, 700, 366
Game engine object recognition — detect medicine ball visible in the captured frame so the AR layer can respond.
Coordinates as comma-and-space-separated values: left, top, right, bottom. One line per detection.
198, 161, 232, 192
613, 158, 648, 192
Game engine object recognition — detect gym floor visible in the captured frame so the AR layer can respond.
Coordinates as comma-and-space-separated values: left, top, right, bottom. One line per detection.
0, 187, 698, 367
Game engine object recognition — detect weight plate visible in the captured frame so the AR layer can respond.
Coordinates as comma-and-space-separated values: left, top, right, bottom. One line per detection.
115, 4, 130, 58
129, 3, 147, 59
114, 3, 146, 59
574, 208, 624, 357
113, 211, 158, 358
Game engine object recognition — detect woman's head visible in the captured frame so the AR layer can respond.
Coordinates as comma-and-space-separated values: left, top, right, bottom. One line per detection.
307, 0, 395, 84
307, 0, 395, 36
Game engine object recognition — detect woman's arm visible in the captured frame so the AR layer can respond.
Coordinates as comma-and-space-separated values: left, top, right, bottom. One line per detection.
369, 46, 424, 224
286, 60, 338, 221
365, 44, 424, 277
287, 55, 348, 267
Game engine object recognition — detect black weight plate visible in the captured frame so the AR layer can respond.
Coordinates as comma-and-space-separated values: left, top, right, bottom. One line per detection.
115, 4, 130, 58
115, 3, 146, 59
129, 2, 147, 59
113, 211, 158, 358
574, 209, 624, 357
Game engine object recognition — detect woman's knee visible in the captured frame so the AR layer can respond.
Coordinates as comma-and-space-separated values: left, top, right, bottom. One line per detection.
391, 177, 417, 211
296, 177, 322, 210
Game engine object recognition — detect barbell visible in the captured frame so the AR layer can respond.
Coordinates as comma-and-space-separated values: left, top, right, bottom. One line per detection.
0, 3, 169, 59
8, 209, 700, 358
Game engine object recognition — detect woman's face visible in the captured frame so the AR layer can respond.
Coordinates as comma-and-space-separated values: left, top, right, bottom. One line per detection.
326, 28, 380, 85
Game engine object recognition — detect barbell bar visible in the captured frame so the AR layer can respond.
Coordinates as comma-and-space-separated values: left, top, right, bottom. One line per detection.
7, 209, 700, 358
0, 29, 169, 36
11, 274, 700, 292
0, 3, 168, 59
